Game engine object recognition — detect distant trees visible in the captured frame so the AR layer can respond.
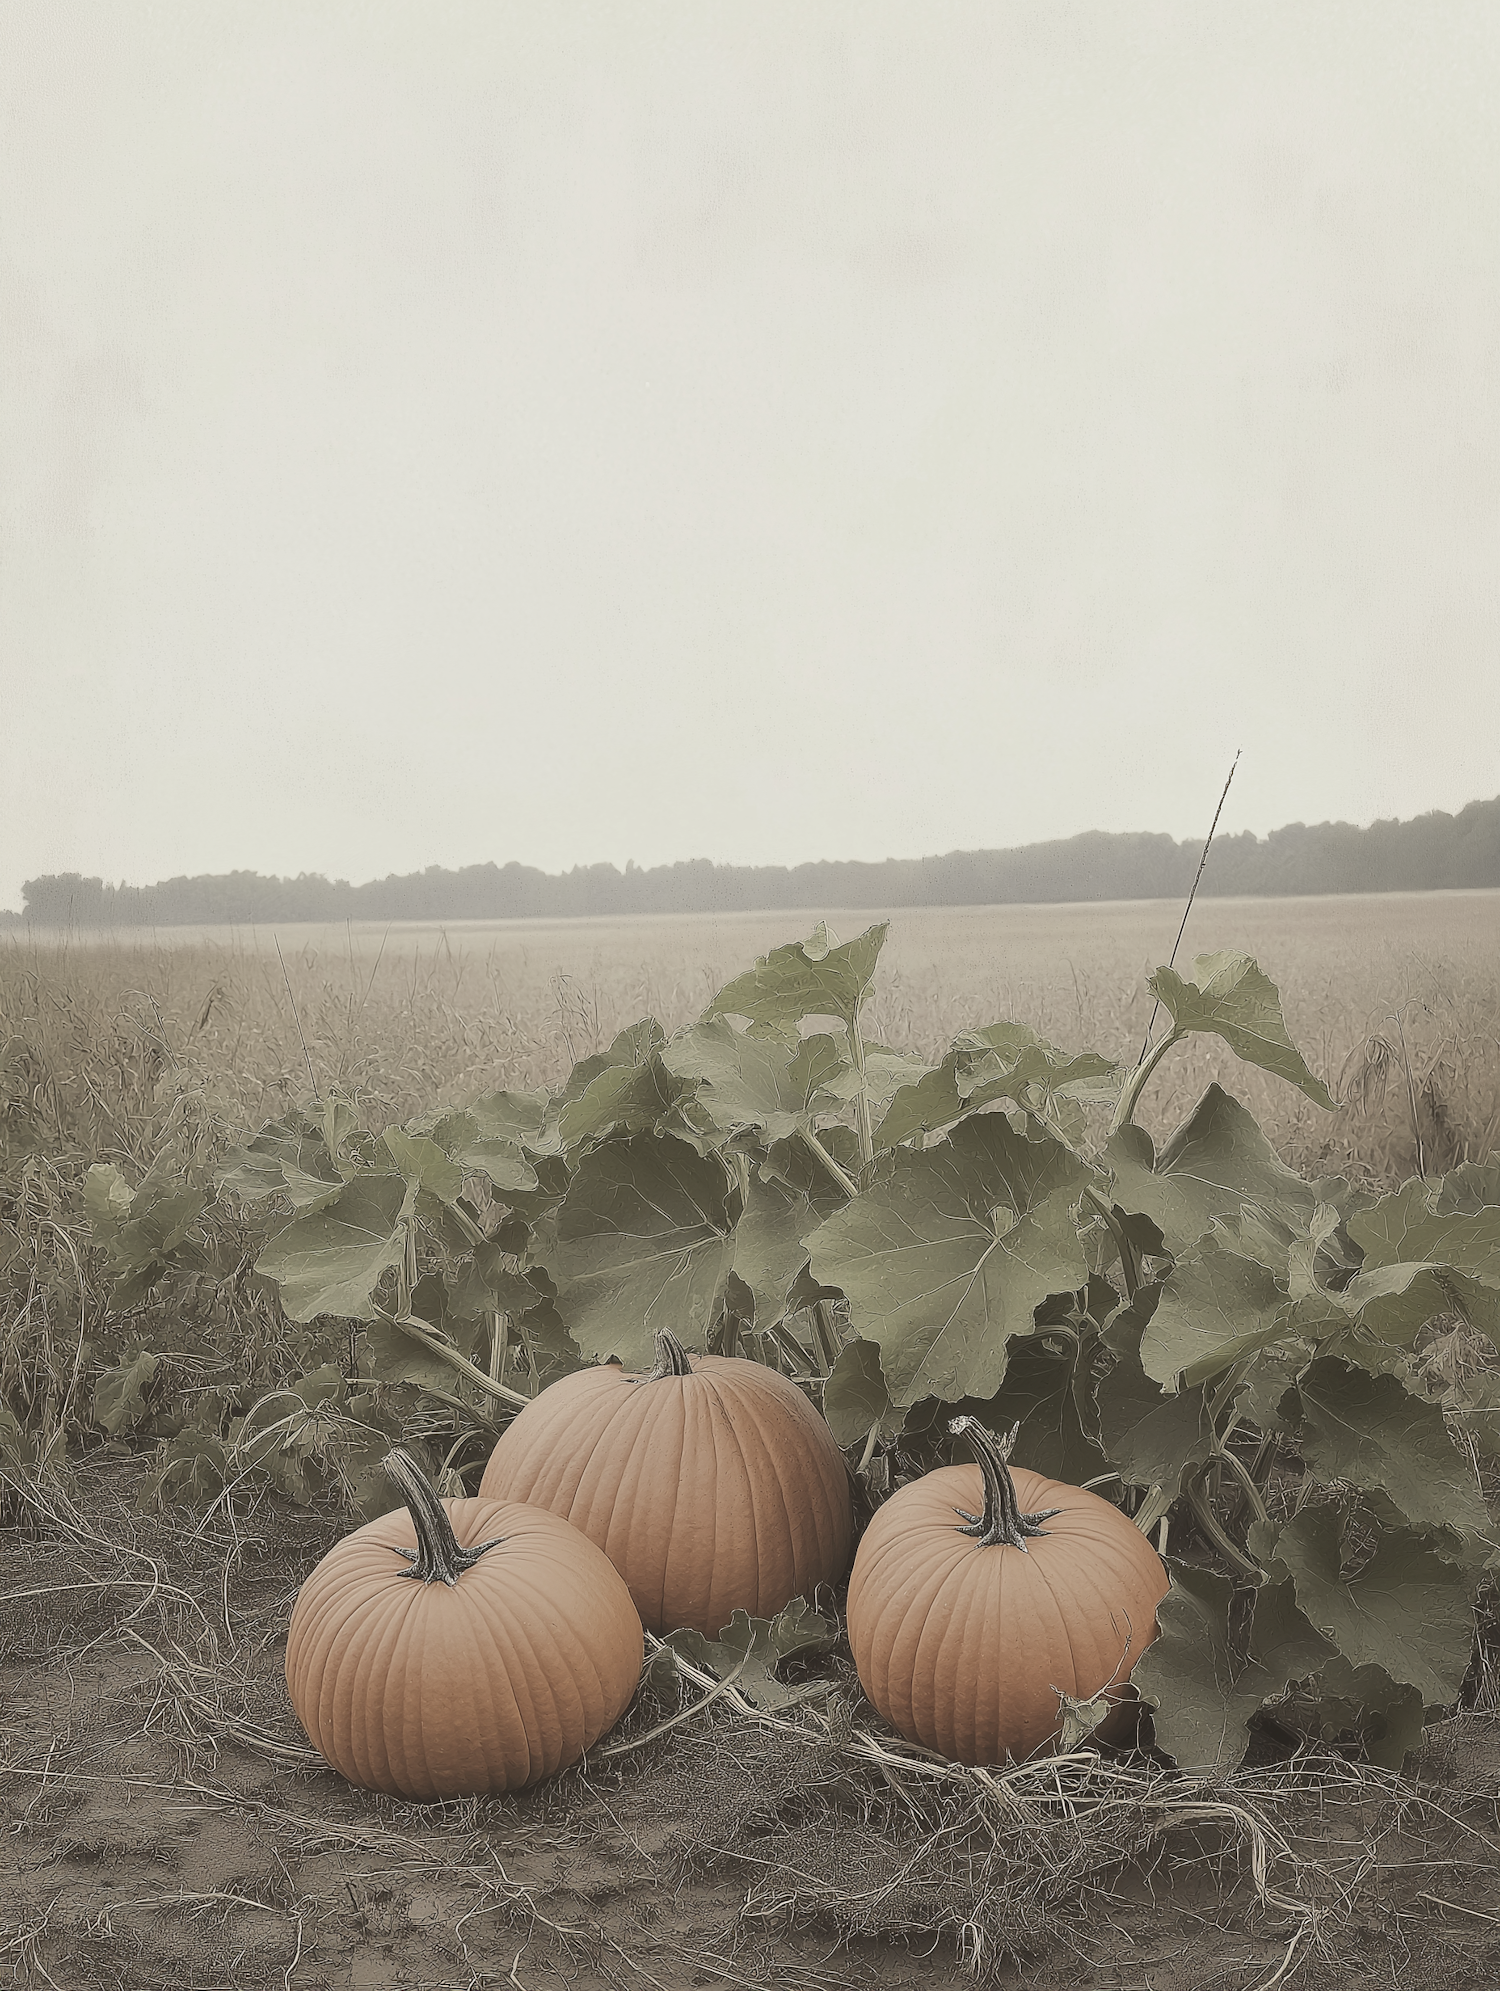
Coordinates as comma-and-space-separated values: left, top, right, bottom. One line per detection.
12, 795, 1500, 928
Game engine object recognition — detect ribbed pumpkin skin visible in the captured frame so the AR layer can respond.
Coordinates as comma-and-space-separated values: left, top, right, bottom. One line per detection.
479, 1356, 854, 1636
285, 1496, 643, 1799
847, 1463, 1168, 1764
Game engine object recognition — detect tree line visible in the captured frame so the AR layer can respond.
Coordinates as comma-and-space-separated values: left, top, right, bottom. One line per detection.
11, 794, 1500, 928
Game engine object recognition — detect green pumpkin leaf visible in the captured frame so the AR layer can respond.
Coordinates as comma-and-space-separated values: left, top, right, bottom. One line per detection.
1294, 1357, 1489, 1534
665, 1598, 838, 1709
216, 1110, 344, 1212
254, 1174, 410, 1323
975, 1332, 1107, 1486
662, 1022, 849, 1142
1149, 952, 1334, 1110
1312, 1655, 1426, 1770
1141, 1237, 1289, 1390
1268, 1504, 1475, 1705
1106, 1084, 1317, 1256
732, 1145, 848, 1331
821, 1338, 902, 1449
806, 1113, 1090, 1407
1348, 1170, 1500, 1282
1136, 1566, 1331, 1772
532, 1135, 738, 1368
381, 1128, 464, 1206
1096, 1292, 1215, 1493
706, 923, 887, 1040
84, 1159, 207, 1306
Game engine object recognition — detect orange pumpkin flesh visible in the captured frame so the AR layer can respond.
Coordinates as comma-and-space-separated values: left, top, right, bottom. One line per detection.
285, 1448, 643, 1800
847, 1417, 1168, 1765
479, 1329, 854, 1637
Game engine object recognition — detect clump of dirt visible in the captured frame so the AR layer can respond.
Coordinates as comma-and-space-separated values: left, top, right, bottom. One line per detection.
5, 1457, 1500, 1990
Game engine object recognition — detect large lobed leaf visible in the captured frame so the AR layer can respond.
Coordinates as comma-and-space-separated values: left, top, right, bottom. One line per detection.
1149, 952, 1335, 1110
705, 922, 887, 1039
807, 1112, 1089, 1406
254, 1174, 410, 1323
531, 1134, 739, 1368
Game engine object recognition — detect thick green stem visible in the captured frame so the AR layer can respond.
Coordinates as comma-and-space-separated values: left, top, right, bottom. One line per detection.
1083, 1187, 1140, 1300
1185, 1464, 1260, 1578
948, 1417, 1061, 1551
383, 1447, 503, 1586
799, 1125, 859, 1200
849, 999, 875, 1167
1109, 1028, 1183, 1136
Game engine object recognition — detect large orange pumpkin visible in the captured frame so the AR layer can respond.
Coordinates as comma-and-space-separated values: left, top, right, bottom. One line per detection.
479, 1329, 854, 1637
285, 1448, 643, 1799
847, 1416, 1168, 1764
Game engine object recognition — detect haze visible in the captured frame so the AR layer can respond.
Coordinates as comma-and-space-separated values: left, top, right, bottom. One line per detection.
4, 1, 1500, 914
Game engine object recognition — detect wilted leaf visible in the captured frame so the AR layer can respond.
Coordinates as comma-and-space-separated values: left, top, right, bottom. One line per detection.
1295, 1357, 1489, 1534
1149, 952, 1335, 1110
1338, 1260, 1500, 1346
1141, 1238, 1288, 1390
85, 1159, 206, 1306
93, 1350, 159, 1435
533, 1135, 738, 1368
665, 1598, 838, 1708
255, 1175, 410, 1323
807, 1113, 1090, 1407
706, 924, 887, 1040
1269, 1504, 1475, 1705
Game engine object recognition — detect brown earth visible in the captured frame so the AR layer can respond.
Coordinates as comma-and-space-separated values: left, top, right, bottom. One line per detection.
5, 1461, 1500, 1991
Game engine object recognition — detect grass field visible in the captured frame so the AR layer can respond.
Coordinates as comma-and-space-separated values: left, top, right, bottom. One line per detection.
9, 887, 1500, 1184
5, 890, 1500, 1989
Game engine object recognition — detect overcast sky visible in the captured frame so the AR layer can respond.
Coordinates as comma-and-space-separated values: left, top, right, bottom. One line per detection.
4, 2, 1500, 911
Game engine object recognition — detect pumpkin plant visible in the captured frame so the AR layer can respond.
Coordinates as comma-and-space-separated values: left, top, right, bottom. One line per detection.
479, 1326, 853, 1636
847, 1417, 1169, 1763
133, 921, 1500, 1771
285, 1448, 643, 1800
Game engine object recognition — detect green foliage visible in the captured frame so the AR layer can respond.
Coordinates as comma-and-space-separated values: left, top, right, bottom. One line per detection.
39, 920, 1500, 1774
665, 1598, 840, 1709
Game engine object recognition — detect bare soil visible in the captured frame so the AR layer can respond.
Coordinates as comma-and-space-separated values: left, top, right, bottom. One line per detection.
5, 1462, 1500, 1991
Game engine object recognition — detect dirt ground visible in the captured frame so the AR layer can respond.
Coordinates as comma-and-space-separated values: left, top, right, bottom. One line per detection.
5, 1462, 1500, 1991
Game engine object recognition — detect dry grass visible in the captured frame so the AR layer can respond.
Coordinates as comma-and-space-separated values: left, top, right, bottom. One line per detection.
6, 890, 1500, 1180
6, 1457, 1500, 1990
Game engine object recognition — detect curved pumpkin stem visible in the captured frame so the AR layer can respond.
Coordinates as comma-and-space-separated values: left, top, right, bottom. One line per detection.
383, 1448, 504, 1588
642, 1327, 694, 1381
947, 1417, 1062, 1552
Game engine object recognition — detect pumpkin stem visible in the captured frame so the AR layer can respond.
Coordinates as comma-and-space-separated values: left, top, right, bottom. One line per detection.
948, 1417, 1062, 1551
383, 1448, 504, 1587
642, 1327, 694, 1380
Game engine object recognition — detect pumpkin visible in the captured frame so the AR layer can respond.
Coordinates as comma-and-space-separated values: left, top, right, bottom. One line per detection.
479, 1327, 854, 1637
847, 1416, 1168, 1764
285, 1448, 643, 1799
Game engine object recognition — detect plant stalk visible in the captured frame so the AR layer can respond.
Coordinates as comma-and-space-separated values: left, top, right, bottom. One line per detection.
383, 1447, 503, 1586
799, 1125, 859, 1200
948, 1416, 1061, 1551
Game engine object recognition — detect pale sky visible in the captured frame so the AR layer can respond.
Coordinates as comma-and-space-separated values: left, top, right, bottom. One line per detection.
4, 2, 1500, 911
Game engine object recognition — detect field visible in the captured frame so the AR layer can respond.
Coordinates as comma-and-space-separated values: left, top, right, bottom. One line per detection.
5, 892, 1500, 1991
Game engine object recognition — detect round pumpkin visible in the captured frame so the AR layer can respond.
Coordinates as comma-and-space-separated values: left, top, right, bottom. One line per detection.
286, 1448, 643, 1799
479, 1328, 854, 1637
847, 1416, 1168, 1764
